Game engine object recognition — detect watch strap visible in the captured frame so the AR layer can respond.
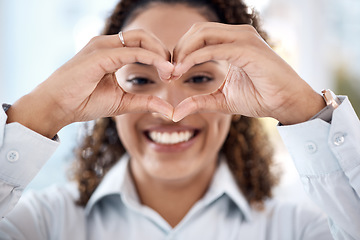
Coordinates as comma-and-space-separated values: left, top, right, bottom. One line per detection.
2, 104, 11, 113
311, 90, 341, 123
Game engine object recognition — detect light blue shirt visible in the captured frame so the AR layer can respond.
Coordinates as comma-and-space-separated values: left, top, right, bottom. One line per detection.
0, 154, 330, 240
278, 96, 360, 239
0, 96, 359, 240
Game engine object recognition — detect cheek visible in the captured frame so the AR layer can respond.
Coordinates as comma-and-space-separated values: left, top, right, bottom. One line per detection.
114, 114, 142, 153
202, 113, 232, 148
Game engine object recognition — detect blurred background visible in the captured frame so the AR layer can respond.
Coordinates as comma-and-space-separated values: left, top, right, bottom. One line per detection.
1, 0, 359, 203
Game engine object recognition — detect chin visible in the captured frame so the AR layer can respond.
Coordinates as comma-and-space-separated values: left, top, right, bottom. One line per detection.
140, 152, 215, 182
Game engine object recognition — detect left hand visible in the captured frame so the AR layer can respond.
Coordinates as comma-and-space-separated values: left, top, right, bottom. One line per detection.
171, 23, 325, 124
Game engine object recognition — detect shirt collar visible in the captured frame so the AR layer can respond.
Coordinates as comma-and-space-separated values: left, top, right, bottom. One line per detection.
204, 155, 252, 221
85, 154, 252, 221
85, 154, 132, 215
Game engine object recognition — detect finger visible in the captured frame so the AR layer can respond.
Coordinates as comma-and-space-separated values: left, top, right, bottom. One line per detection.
122, 29, 171, 61
117, 92, 174, 119
173, 43, 247, 77
172, 90, 228, 122
173, 23, 232, 60
156, 68, 172, 82
91, 47, 174, 81
174, 24, 233, 64
173, 24, 258, 64
83, 30, 171, 61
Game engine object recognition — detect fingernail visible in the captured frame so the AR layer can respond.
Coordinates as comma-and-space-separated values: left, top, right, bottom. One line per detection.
173, 63, 181, 75
167, 61, 174, 70
159, 72, 172, 82
171, 74, 182, 81
165, 74, 172, 80
160, 61, 174, 71
172, 113, 182, 122
162, 113, 172, 120
174, 62, 181, 71
172, 116, 179, 122
173, 116, 181, 122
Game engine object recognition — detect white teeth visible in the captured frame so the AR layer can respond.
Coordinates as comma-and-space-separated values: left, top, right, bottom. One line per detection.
148, 131, 194, 144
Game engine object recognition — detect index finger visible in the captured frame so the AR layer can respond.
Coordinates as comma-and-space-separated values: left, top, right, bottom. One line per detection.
172, 90, 229, 122
83, 29, 171, 61
115, 92, 174, 119
173, 24, 260, 65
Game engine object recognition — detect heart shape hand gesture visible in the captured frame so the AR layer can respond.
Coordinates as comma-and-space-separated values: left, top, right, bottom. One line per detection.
9, 23, 325, 139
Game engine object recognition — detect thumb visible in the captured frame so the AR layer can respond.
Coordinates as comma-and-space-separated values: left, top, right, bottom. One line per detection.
172, 90, 228, 122
116, 92, 174, 119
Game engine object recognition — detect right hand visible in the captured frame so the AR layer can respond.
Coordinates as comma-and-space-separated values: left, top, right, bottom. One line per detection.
171, 23, 324, 124
6, 30, 174, 138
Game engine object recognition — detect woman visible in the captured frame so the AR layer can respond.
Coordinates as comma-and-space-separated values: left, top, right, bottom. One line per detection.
1, 0, 359, 239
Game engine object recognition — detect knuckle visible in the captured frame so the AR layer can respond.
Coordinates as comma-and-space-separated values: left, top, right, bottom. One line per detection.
241, 24, 256, 32
94, 50, 119, 72
240, 30, 261, 45
247, 31, 259, 41
192, 24, 217, 41
131, 28, 147, 38
136, 28, 147, 34
196, 26, 209, 37
85, 36, 102, 51
89, 35, 102, 43
126, 29, 147, 45
190, 22, 206, 31
193, 22, 213, 28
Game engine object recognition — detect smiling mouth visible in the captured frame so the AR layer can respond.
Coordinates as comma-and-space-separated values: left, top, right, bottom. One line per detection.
145, 130, 199, 145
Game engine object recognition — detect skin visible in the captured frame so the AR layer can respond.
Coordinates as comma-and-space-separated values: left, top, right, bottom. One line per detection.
6, 28, 175, 138
171, 23, 326, 124
114, 4, 232, 227
5, 2, 326, 229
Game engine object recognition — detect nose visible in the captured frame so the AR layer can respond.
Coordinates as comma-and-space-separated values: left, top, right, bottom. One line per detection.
156, 81, 187, 108
150, 81, 187, 121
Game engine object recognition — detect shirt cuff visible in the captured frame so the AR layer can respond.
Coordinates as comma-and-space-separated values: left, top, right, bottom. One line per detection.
277, 96, 360, 176
0, 106, 60, 188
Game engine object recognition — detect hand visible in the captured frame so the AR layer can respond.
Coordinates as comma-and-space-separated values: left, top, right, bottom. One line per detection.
7, 30, 174, 138
171, 23, 325, 124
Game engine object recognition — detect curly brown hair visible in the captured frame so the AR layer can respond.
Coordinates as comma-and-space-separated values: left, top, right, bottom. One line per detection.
72, 0, 278, 207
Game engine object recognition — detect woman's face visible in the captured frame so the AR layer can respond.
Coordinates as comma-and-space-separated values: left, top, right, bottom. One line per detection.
114, 4, 232, 182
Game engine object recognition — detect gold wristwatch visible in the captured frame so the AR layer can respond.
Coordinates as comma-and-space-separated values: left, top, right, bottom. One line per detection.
311, 89, 341, 123
322, 89, 341, 110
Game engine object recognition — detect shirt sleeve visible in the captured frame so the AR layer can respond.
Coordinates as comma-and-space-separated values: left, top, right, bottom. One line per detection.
0, 106, 59, 218
277, 96, 360, 240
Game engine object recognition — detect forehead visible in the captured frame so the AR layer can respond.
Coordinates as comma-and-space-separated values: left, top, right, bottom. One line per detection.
122, 4, 210, 51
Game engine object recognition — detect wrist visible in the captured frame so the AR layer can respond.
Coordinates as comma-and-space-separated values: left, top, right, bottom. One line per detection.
309, 89, 341, 123
274, 89, 326, 125
6, 93, 69, 139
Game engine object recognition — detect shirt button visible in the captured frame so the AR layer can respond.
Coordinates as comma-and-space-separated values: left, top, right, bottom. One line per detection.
305, 141, 317, 154
333, 132, 346, 146
7, 150, 19, 162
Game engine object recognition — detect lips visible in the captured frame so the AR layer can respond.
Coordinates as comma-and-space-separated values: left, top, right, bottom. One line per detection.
148, 130, 194, 144
143, 126, 200, 152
